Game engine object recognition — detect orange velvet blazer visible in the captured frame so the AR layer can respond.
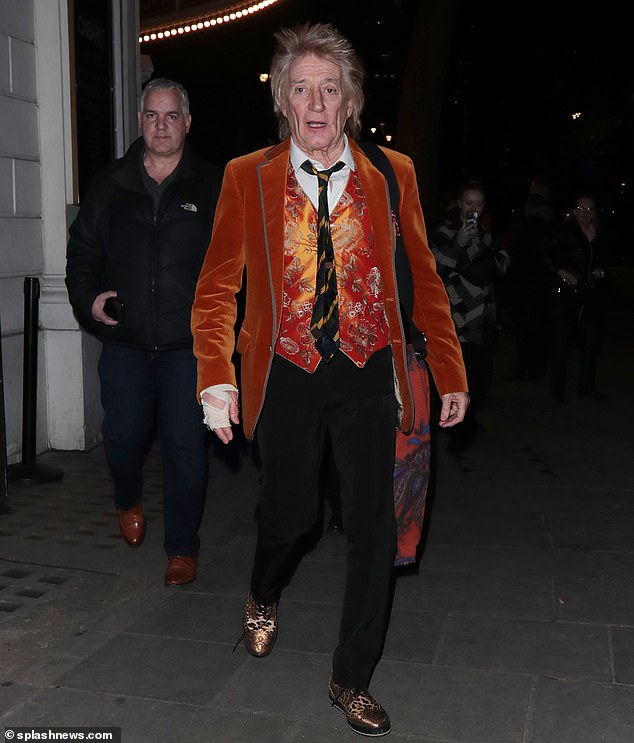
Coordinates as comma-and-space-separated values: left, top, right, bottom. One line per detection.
191, 138, 466, 439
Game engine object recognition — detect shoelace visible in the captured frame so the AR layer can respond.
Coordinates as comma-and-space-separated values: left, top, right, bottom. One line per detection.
245, 603, 274, 630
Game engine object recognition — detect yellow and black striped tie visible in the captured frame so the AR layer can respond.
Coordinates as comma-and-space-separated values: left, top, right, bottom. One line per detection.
301, 159, 345, 361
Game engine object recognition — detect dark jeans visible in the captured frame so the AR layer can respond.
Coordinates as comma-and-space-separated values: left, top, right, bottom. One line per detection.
98, 344, 210, 557
253, 348, 397, 690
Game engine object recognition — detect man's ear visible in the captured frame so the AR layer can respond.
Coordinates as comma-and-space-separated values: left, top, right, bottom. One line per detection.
185, 114, 192, 134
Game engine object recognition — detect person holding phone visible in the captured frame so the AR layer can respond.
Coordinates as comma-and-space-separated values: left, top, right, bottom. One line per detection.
65, 79, 223, 586
430, 180, 510, 452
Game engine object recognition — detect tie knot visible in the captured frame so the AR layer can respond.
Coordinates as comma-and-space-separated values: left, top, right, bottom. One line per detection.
301, 160, 345, 180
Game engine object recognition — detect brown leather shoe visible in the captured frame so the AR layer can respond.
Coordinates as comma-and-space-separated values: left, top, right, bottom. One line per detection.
242, 592, 277, 657
328, 677, 391, 737
118, 504, 145, 547
164, 555, 198, 586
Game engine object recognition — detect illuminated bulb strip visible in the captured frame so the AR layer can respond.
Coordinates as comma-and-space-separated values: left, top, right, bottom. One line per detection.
139, 0, 281, 43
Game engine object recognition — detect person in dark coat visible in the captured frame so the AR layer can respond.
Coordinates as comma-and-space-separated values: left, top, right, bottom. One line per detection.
65, 78, 223, 586
541, 194, 610, 401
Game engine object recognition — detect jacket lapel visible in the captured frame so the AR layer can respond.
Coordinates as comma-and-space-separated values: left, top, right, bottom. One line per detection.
257, 140, 290, 293
351, 140, 397, 297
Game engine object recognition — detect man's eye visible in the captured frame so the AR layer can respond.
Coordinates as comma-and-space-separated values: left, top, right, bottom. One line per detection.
325, 87, 337, 95
294, 86, 305, 94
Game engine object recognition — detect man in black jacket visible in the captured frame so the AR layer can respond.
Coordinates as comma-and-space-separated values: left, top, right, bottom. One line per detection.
65, 78, 223, 586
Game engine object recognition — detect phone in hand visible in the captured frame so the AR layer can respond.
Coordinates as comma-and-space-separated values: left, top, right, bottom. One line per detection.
465, 210, 479, 227
103, 297, 124, 323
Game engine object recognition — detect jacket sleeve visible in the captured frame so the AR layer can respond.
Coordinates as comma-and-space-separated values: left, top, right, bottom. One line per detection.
191, 160, 246, 396
539, 223, 569, 279
65, 177, 109, 336
397, 160, 468, 395
429, 222, 475, 279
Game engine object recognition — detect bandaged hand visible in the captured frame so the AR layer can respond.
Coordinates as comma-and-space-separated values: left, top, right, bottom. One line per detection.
200, 384, 239, 430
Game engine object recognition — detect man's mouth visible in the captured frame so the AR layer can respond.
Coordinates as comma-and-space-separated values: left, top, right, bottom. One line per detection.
306, 121, 327, 129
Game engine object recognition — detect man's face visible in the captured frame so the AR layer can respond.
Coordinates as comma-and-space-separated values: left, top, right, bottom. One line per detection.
573, 197, 597, 225
138, 88, 191, 158
282, 53, 352, 164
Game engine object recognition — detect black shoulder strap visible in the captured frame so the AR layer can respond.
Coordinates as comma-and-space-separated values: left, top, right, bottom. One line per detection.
359, 141, 427, 358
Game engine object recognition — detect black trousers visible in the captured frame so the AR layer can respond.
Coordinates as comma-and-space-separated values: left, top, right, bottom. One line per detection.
550, 293, 602, 396
252, 347, 397, 690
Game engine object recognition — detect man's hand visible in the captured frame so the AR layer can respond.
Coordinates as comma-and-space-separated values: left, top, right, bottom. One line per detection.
438, 391, 470, 428
92, 290, 119, 325
557, 268, 577, 286
201, 390, 240, 444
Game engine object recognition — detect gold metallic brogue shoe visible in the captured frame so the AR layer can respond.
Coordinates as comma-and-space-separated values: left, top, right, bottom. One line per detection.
242, 592, 277, 657
328, 677, 391, 737
118, 504, 145, 547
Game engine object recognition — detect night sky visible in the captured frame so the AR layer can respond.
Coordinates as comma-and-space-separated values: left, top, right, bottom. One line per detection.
446, 6, 633, 219
141, 1, 633, 237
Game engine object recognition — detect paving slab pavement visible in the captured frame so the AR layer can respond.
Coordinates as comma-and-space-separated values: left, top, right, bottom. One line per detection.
1, 332, 633, 742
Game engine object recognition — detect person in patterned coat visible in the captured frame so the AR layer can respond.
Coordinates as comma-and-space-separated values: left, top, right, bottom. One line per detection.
430, 181, 510, 452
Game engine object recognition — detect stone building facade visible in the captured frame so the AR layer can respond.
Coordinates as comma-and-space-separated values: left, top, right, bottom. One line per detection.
0, 0, 138, 465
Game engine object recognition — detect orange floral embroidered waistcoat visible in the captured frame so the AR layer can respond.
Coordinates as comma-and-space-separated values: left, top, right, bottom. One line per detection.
275, 164, 390, 372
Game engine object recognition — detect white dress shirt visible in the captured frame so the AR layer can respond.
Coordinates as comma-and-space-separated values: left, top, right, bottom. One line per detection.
289, 135, 355, 211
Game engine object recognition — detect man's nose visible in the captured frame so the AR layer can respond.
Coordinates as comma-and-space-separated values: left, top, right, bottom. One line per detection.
308, 90, 325, 111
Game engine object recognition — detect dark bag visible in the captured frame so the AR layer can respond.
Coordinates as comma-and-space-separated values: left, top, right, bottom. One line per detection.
360, 141, 427, 359
552, 280, 587, 321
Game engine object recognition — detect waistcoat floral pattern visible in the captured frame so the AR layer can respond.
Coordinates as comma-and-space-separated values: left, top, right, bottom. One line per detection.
275, 164, 390, 372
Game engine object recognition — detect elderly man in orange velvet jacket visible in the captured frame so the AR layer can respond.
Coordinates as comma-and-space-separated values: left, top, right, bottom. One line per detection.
191, 22, 468, 739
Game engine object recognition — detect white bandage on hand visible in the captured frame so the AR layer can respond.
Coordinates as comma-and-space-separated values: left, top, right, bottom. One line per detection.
200, 384, 238, 430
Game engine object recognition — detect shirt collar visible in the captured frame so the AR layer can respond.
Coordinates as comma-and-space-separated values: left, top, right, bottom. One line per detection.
290, 135, 355, 174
